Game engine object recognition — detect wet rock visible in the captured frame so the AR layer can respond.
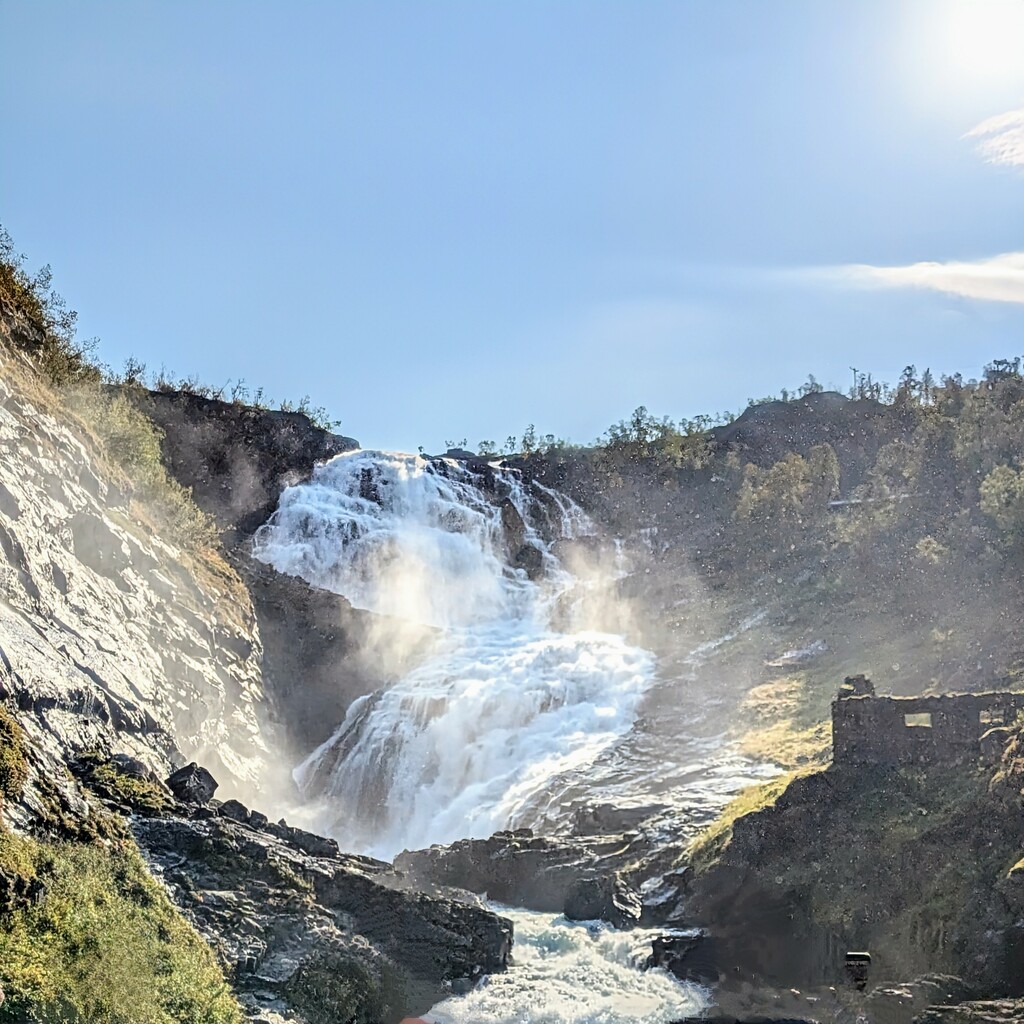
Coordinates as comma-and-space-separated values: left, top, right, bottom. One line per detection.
397, 830, 651, 927
647, 930, 709, 985
500, 497, 528, 553
513, 542, 544, 579
166, 763, 218, 805
915, 1000, 1024, 1024
563, 872, 642, 927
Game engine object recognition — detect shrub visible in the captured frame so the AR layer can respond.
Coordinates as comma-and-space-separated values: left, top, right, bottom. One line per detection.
0, 228, 101, 388
0, 834, 242, 1024
0, 705, 28, 803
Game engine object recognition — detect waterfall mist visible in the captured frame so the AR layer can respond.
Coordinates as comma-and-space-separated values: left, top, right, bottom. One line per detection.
252, 450, 656, 857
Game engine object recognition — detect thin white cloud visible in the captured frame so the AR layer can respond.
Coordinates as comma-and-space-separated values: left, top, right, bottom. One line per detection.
839, 253, 1024, 305
966, 107, 1024, 167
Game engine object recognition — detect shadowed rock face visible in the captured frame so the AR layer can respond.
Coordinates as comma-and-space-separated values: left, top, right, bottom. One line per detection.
238, 558, 420, 754
683, 760, 1024, 998
131, 389, 359, 543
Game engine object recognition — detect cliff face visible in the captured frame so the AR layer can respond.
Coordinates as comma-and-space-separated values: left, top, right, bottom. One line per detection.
125, 388, 402, 758
0, 324, 515, 1023
683, 753, 1024, 998
0, 345, 271, 808
132, 390, 358, 543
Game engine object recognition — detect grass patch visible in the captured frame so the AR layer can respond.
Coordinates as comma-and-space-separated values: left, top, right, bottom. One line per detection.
739, 719, 832, 768
65, 384, 217, 552
84, 762, 173, 817
688, 768, 818, 874
0, 827, 242, 1024
736, 676, 832, 769
0, 705, 28, 802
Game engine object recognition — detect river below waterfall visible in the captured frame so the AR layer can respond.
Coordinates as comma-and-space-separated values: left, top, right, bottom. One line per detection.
252, 449, 768, 1022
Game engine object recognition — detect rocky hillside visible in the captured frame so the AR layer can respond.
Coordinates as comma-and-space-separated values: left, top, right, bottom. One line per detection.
0, 246, 513, 1024
0, 333, 270, 806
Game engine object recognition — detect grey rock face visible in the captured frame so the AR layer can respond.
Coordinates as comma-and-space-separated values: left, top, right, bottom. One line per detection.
133, 809, 512, 1023
395, 829, 645, 927
0, 367, 271, 800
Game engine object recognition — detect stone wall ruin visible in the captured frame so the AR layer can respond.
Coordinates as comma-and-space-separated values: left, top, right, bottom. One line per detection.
832, 678, 1024, 767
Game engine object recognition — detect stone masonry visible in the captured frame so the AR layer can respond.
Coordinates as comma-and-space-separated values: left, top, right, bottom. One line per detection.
832, 677, 1024, 767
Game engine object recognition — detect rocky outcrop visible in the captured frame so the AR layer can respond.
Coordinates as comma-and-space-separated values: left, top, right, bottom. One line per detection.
0, 355, 271, 803
240, 559, 431, 753
682, 759, 1024, 997
395, 829, 648, 928
709, 391, 909, 490
132, 795, 512, 1023
131, 389, 358, 542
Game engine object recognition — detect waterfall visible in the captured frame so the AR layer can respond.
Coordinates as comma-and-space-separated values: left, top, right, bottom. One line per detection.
252, 450, 656, 858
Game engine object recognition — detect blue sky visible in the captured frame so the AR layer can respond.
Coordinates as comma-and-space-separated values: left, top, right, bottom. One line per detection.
2, 0, 1023, 451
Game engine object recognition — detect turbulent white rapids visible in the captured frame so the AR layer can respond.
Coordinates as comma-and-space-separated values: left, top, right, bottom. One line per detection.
252, 450, 657, 858
428, 907, 707, 1024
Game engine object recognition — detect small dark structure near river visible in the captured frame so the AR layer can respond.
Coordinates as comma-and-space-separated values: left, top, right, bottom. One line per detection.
832, 675, 1024, 767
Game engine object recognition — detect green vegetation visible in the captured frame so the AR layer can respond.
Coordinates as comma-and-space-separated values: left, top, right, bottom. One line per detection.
687, 769, 815, 873
64, 384, 218, 549
736, 677, 833, 768
0, 705, 28, 803
0, 829, 242, 1024
83, 761, 173, 817
0, 230, 101, 389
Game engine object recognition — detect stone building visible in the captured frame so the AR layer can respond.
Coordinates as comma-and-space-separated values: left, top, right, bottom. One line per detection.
832, 676, 1024, 766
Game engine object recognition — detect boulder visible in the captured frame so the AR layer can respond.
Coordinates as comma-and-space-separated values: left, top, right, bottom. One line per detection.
218, 799, 250, 823
132, 813, 512, 1022
165, 763, 218, 805
563, 872, 642, 927
107, 754, 156, 781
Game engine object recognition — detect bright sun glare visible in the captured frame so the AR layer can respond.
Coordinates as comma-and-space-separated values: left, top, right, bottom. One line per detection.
937, 0, 1024, 91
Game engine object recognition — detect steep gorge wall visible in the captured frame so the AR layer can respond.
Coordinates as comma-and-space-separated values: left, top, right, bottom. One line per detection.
0, 340, 271, 806
131, 389, 399, 757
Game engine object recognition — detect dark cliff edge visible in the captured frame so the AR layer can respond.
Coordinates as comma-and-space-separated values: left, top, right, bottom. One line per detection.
129, 389, 406, 757
131, 389, 359, 543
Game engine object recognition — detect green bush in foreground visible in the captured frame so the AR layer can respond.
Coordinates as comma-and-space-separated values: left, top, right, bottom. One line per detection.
0, 706, 29, 802
0, 833, 242, 1024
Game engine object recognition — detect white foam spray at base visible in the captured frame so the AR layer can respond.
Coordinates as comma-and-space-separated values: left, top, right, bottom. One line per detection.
427, 907, 708, 1024
252, 450, 657, 858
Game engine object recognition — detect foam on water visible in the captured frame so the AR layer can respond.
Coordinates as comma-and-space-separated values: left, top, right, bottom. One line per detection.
427, 906, 708, 1024
252, 450, 657, 857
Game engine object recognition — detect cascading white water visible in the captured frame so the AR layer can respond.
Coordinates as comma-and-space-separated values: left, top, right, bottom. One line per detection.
428, 907, 707, 1024
252, 449, 657, 858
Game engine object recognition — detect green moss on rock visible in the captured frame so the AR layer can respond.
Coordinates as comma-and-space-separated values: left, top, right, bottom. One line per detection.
86, 762, 174, 817
0, 828, 242, 1024
0, 705, 28, 803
